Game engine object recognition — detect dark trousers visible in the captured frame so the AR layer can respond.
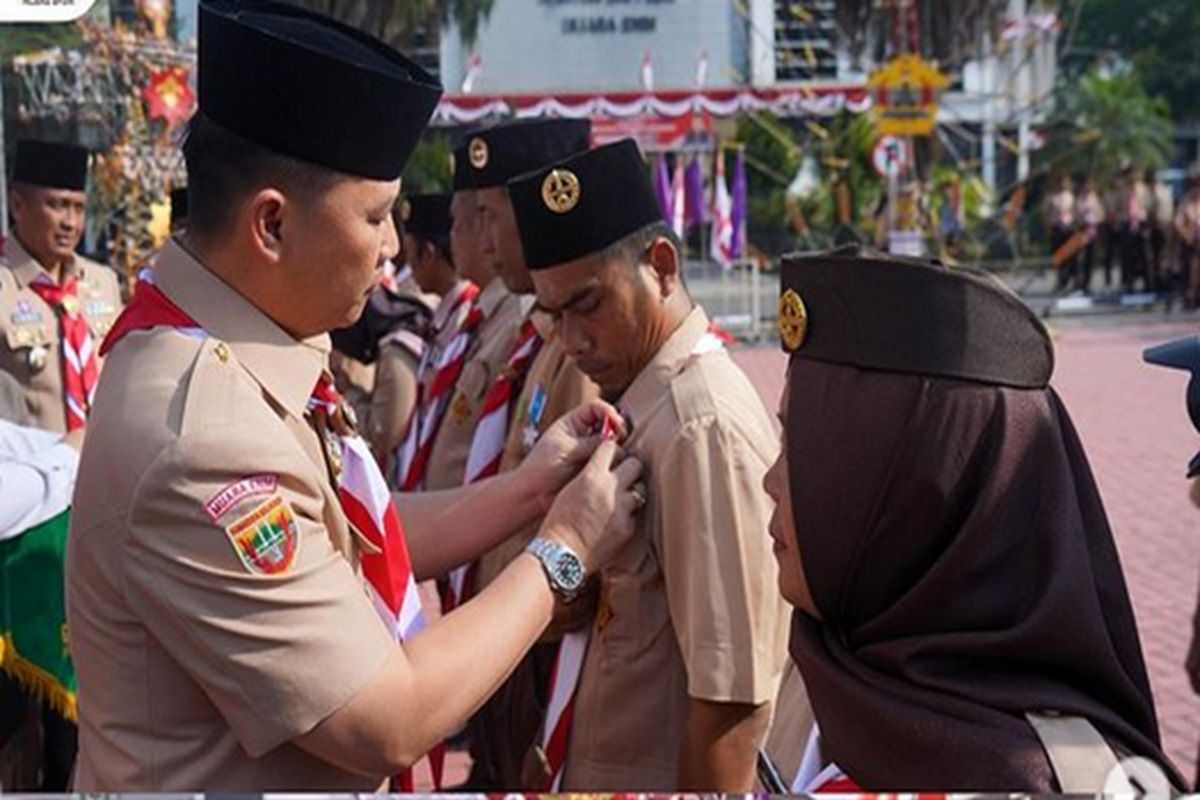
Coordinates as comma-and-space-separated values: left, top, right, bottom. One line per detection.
1102, 223, 1118, 287
0, 677, 75, 791
1079, 237, 1099, 293
1051, 226, 1077, 291
462, 641, 558, 790
1120, 227, 1149, 291
1149, 227, 1167, 292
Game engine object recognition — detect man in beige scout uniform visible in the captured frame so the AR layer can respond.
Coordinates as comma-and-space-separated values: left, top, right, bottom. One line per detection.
66, 1, 642, 791
510, 139, 789, 790
409, 140, 525, 491
454, 118, 598, 789
0, 139, 122, 434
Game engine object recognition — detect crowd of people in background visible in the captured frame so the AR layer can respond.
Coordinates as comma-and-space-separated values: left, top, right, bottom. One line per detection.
1046, 167, 1200, 305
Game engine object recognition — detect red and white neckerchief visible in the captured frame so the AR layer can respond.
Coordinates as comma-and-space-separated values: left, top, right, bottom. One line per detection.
102, 278, 442, 789
29, 274, 99, 431
536, 321, 726, 791
442, 318, 544, 611
394, 282, 483, 491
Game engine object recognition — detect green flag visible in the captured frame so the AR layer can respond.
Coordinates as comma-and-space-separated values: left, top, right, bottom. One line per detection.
0, 508, 75, 721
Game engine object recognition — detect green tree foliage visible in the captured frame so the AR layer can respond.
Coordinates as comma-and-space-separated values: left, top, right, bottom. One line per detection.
402, 134, 453, 194
1040, 69, 1173, 182
1070, 0, 1200, 119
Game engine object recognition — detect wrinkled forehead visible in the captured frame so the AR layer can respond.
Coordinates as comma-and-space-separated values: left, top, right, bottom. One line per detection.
14, 184, 87, 204
530, 250, 614, 307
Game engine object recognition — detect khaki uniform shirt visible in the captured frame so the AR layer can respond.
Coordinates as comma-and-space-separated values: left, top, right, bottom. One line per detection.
66, 241, 395, 791
0, 237, 122, 433
562, 307, 789, 790
423, 276, 527, 490
367, 339, 421, 471
474, 320, 599, 596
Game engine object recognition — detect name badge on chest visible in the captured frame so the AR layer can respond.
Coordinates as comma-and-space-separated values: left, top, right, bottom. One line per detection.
10, 300, 44, 326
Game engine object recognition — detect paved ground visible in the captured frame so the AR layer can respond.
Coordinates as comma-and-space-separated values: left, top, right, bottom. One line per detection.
423, 311, 1200, 789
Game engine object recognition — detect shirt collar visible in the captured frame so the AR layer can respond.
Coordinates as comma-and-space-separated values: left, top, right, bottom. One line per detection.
619, 305, 710, 425
153, 239, 330, 420
4, 235, 80, 288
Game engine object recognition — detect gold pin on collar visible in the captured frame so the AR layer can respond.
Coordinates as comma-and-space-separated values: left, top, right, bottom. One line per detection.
779, 288, 808, 352
468, 137, 489, 170
542, 169, 581, 214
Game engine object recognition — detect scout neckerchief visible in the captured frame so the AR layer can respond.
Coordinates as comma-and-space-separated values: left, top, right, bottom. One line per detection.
28, 273, 99, 431
536, 320, 729, 790
102, 278, 442, 789
442, 317, 544, 612
395, 281, 482, 491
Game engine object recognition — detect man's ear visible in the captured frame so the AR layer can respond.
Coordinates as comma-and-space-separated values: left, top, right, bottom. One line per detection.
248, 188, 287, 264
8, 187, 26, 221
646, 236, 681, 297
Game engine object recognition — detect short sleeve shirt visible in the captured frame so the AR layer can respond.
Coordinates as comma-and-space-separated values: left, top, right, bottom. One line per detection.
66, 241, 395, 791
562, 307, 790, 790
0, 237, 123, 433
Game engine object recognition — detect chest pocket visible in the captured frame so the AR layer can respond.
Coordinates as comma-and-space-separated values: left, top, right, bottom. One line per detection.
80, 282, 119, 341
3, 293, 56, 353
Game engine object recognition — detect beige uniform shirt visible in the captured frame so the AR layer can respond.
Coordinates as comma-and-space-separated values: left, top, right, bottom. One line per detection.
0, 237, 122, 433
474, 320, 599, 596
563, 307, 789, 790
66, 241, 395, 791
423, 276, 526, 490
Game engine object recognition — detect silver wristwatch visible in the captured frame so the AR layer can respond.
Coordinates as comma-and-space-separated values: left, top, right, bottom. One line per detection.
525, 537, 585, 601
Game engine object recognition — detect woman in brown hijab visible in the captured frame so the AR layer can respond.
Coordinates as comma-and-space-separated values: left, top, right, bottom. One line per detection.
763, 248, 1183, 792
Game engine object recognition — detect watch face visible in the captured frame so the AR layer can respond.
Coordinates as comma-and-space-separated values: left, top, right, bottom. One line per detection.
552, 551, 585, 592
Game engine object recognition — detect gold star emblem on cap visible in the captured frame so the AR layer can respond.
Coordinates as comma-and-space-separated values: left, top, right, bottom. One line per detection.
779, 288, 808, 352
542, 169, 581, 214
400, 198, 413, 222
469, 137, 489, 170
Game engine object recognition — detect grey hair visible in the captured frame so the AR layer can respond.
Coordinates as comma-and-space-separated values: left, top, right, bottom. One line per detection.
599, 221, 682, 269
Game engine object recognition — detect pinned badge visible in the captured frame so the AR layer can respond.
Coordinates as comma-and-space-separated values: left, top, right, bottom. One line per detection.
468, 137, 489, 170
542, 168, 581, 214
779, 288, 808, 352
28, 345, 49, 373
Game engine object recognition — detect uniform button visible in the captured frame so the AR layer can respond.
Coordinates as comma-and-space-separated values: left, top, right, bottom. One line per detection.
214, 342, 230, 363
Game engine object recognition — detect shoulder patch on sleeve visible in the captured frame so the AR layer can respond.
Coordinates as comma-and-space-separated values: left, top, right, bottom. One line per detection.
223, 492, 300, 575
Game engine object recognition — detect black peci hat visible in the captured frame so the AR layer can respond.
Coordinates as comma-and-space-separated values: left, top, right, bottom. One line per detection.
12, 140, 89, 191
507, 138, 664, 271
399, 193, 452, 240
459, 118, 592, 189
198, 0, 442, 180
777, 246, 1054, 389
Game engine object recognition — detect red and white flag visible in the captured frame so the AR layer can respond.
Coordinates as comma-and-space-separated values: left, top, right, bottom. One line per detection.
710, 150, 735, 268
671, 159, 687, 238
461, 51, 483, 94
640, 49, 654, 92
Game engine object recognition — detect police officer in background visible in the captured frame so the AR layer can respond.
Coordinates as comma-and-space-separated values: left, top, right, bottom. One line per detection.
0, 139, 123, 434
66, 0, 641, 790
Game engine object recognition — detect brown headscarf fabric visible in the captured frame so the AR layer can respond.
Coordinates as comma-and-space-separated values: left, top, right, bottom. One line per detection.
785, 358, 1181, 791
